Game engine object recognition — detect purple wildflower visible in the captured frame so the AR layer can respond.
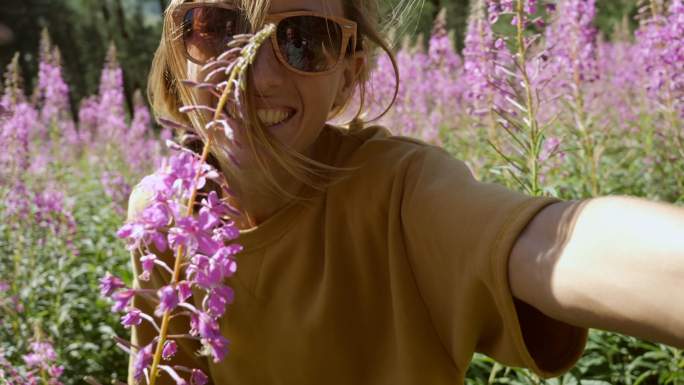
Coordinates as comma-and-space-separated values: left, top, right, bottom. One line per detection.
162, 340, 178, 360
23, 341, 57, 368
463, 0, 500, 117
36, 30, 76, 146
100, 272, 126, 297
133, 343, 154, 380
96, 44, 127, 142
191, 369, 209, 385
636, 0, 684, 119
205, 335, 230, 363
101, 171, 132, 216
139, 254, 158, 281
121, 309, 143, 328
205, 286, 235, 316
0, 102, 36, 179
178, 281, 193, 302
545, 0, 599, 87
156, 285, 180, 316
77, 96, 99, 144
112, 289, 136, 312
197, 312, 221, 340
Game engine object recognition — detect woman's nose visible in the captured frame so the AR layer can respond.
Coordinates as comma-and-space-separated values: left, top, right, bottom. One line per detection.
251, 39, 285, 94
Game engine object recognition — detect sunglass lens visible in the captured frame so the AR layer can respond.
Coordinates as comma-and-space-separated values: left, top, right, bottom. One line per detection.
276, 16, 344, 73
183, 7, 249, 63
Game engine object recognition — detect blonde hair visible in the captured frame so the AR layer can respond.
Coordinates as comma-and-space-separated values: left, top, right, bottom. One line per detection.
147, 0, 402, 200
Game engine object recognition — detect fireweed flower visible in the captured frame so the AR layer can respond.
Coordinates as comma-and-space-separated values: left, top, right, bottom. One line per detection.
77, 95, 100, 144
101, 25, 276, 385
100, 272, 126, 297
1, 53, 25, 107
636, 0, 684, 120
133, 343, 154, 381
633, 0, 684, 191
0, 102, 35, 179
463, 0, 498, 115
128, 91, 167, 170
595, 37, 643, 131
544, 0, 599, 86
20, 340, 65, 385
0, 58, 36, 182
101, 170, 133, 216
122, 309, 143, 328
35, 29, 79, 148
541, 0, 599, 124
425, 9, 464, 143
542, 0, 604, 195
96, 44, 127, 143
162, 340, 178, 360
32, 187, 79, 255
485, 0, 559, 196
357, 9, 467, 144
0, 349, 26, 385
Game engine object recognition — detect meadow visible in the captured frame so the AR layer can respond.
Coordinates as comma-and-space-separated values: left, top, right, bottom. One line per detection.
1, 0, 683, 384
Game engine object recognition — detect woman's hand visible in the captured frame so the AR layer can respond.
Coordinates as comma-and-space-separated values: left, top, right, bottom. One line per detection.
509, 196, 684, 349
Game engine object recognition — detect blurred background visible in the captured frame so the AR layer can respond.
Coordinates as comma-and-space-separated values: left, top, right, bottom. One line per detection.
0, 0, 639, 112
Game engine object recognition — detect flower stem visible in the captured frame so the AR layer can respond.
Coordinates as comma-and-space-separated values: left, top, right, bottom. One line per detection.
515, 0, 541, 196
148, 140, 213, 385
147, 25, 275, 385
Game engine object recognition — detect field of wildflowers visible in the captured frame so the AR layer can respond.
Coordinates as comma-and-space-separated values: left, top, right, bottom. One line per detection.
1, 0, 683, 384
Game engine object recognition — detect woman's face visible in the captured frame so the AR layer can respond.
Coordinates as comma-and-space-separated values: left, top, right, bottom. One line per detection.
185, 0, 359, 162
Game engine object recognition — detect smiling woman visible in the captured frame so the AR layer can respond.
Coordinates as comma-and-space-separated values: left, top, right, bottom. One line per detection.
147, 0, 399, 226
124, 0, 684, 385
130, 0, 590, 384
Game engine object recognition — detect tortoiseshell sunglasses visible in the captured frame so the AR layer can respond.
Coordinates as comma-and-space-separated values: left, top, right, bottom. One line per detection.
172, 2, 358, 75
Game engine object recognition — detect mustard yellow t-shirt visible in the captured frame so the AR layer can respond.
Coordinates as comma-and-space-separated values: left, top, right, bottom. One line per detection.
127, 125, 588, 385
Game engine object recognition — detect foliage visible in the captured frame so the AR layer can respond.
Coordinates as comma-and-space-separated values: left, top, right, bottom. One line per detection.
0, 33, 164, 385
0, 0, 163, 110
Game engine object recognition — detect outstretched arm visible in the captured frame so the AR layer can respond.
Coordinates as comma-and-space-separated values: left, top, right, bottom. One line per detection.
509, 196, 684, 349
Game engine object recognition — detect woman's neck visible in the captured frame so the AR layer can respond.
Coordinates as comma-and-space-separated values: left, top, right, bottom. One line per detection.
224, 169, 305, 230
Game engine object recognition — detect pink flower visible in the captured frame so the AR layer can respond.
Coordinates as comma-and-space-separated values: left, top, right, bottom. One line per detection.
112, 289, 136, 312
99, 273, 125, 297
178, 281, 193, 302
139, 254, 158, 281
156, 285, 180, 317
162, 340, 178, 360
191, 369, 209, 385
133, 343, 154, 380
121, 309, 143, 328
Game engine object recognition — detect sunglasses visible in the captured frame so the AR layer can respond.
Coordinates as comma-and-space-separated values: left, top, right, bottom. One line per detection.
172, 3, 358, 75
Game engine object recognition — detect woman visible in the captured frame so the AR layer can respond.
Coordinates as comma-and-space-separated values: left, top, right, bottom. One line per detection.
127, 0, 684, 384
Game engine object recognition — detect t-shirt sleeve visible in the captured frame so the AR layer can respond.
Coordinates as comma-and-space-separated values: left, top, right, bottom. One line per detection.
126, 184, 211, 385
400, 146, 588, 379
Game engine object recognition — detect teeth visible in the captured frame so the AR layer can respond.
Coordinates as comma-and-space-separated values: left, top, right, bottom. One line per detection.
257, 109, 292, 126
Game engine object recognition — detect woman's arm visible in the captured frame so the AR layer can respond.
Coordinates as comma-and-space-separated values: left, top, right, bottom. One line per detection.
509, 196, 684, 349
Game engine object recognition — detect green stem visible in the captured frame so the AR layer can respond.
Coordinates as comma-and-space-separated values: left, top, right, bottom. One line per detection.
570, 41, 599, 197
515, 0, 541, 196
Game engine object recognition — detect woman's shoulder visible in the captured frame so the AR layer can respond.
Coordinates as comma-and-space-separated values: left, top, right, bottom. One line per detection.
126, 172, 170, 221
323, 123, 472, 192
322, 123, 452, 167
127, 182, 155, 221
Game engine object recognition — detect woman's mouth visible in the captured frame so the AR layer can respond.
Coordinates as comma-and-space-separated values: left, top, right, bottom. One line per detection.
221, 105, 296, 129
256, 108, 296, 128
